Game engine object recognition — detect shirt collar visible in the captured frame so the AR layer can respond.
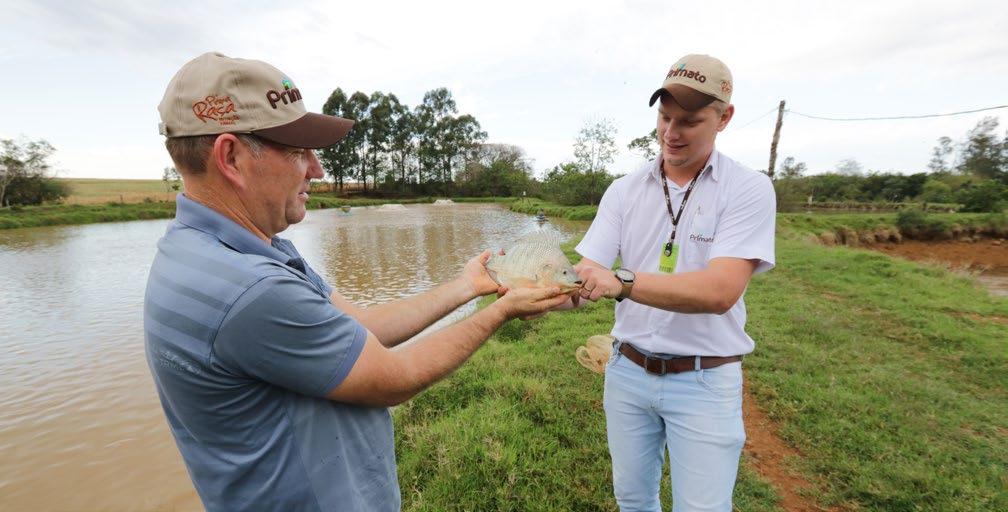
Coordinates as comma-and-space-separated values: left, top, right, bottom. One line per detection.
646, 149, 722, 186
174, 194, 295, 266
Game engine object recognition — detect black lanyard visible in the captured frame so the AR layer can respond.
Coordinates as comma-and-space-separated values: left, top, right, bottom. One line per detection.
661, 166, 705, 256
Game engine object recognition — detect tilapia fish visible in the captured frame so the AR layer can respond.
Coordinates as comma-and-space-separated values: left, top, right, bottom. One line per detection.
486, 231, 582, 293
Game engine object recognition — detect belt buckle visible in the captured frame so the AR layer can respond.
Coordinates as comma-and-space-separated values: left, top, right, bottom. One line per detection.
643, 355, 665, 375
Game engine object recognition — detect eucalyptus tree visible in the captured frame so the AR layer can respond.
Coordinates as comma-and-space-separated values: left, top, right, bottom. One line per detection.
387, 99, 417, 192
320, 88, 359, 192
415, 88, 458, 190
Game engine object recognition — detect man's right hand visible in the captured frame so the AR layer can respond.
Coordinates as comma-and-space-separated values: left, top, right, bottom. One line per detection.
493, 286, 570, 320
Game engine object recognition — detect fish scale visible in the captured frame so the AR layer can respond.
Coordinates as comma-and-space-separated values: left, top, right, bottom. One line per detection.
486, 231, 581, 292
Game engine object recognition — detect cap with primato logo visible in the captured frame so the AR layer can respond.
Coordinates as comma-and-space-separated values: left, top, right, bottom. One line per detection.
648, 54, 733, 111
157, 52, 353, 149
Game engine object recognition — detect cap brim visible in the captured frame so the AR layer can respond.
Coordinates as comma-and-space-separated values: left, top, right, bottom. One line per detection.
648, 84, 716, 111
252, 113, 354, 149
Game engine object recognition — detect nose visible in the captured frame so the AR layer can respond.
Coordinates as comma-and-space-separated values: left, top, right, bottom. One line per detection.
574, 279, 583, 285
663, 122, 680, 142
307, 150, 324, 179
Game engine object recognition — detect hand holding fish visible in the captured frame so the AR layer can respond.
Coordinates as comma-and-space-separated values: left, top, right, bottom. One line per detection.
575, 261, 622, 302
492, 285, 571, 320
460, 250, 506, 298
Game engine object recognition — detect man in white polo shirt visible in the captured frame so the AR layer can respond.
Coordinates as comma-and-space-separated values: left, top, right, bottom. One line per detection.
574, 54, 776, 511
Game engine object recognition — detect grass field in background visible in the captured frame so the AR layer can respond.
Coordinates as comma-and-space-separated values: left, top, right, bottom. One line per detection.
394, 229, 1007, 511
57, 178, 177, 204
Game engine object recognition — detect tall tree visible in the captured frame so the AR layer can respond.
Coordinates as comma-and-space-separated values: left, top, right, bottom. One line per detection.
415, 88, 458, 190
627, 129, 658, 159
835, 158, 864, 176
927, 136, 955, 173
778, 156, 807, 179
1, 138, 57, 207
346, 91, 374, 192
387, 97, 416, 192
958, 116, 1007, 182
320, 88, 359, 192
439, 114, 487, 193
574, 118, 617, 174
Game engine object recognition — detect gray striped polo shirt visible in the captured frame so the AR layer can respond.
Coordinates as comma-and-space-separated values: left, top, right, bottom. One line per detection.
144, 194, 398, 511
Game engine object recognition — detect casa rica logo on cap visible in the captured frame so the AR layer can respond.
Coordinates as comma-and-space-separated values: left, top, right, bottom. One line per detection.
267, 78, 302, 109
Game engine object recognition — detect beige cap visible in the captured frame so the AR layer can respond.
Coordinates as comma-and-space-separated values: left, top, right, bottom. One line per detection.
158, 52, 353, 149
648, 54, 733, 111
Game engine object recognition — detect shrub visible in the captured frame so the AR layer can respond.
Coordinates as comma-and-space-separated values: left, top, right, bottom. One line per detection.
896, 209, 952, 240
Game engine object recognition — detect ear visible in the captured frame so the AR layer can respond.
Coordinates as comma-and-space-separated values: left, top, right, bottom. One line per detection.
717, 104, 735, 132
211, 134, 248, 190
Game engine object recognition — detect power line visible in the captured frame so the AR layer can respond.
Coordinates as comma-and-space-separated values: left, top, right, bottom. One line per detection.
731, 106, 780, 130
785, 104, 1008, 122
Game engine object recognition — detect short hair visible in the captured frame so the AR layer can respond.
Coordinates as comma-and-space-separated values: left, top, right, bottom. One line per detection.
165, 134, 263, 175
709, 100, 728, 116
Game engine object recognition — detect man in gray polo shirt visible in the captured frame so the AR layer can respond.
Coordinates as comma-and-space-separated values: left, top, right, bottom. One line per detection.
145, 52, 569, 511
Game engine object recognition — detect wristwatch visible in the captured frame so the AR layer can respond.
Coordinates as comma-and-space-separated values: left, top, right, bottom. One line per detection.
614, 268, 635, 302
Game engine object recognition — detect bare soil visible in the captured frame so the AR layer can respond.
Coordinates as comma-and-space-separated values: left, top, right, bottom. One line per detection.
743, 385, 844, 512
871, 238, 1008, 275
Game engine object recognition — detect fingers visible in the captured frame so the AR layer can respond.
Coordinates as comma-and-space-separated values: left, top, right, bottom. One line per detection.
525, 286, 562, 301
478, 249, 492, 264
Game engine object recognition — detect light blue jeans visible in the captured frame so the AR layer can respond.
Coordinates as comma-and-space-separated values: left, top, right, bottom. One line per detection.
603, 342, 745, 512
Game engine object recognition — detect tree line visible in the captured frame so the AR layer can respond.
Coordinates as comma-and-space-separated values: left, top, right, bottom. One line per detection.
770, 116, 1007, 212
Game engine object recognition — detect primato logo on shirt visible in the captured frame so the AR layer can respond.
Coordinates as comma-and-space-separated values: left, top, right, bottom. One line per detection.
689, 233, 714, 243
666, 63, 707, 83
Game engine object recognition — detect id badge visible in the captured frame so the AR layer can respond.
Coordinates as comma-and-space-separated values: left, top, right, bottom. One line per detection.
658, 242, 679, 274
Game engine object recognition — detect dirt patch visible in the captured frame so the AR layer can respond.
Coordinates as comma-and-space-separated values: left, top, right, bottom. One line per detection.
743, 383, 844, 512
950, 311, 1008, 326
872, 239, 1008, 275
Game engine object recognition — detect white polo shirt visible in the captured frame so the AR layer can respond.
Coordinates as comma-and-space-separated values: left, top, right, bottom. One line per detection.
576, 149, 776, 356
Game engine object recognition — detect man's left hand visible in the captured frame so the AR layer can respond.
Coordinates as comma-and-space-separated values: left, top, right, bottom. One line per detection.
575, 262, 622, 302
461, 250, 503, 297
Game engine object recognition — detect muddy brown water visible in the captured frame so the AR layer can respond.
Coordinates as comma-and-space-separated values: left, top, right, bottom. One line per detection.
0, 203, 575, 511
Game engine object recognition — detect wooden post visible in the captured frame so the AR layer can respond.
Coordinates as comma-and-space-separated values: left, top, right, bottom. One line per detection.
767, 100, 786, 179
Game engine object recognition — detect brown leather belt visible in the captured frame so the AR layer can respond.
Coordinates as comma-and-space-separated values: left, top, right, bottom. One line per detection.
618, 343, 742, 375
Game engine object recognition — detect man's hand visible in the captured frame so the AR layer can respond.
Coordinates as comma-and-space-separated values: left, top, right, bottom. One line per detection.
574, 261, 622, 302
460, 250, 504, 298
493, 286, 570, 320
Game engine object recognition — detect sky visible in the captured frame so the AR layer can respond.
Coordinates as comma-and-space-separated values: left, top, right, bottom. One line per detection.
2, 0, 1006, 180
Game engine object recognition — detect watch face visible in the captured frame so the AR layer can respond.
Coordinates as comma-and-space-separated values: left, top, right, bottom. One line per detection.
615, 268, 635, 282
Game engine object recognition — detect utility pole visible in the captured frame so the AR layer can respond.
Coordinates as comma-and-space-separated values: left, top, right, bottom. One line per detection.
767, 100, 786, 179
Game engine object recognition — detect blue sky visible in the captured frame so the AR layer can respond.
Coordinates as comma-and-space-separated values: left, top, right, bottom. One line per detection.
2, 0, 1006, 179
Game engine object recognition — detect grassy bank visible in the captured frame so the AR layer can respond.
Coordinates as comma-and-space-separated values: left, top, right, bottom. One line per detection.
394, 229, 1007, 511
509, 198, 599, 221
0, 195, 522, 230
0, 201, 178, 229
779, 211, 1007, 245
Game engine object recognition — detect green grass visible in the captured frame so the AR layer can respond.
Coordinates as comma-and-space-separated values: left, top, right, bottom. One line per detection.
509, 198, 599, 221
778, 212, 1007, 242
0, 194, 519, 230
394, 227, 1007, 511
0, 201, 178, 229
